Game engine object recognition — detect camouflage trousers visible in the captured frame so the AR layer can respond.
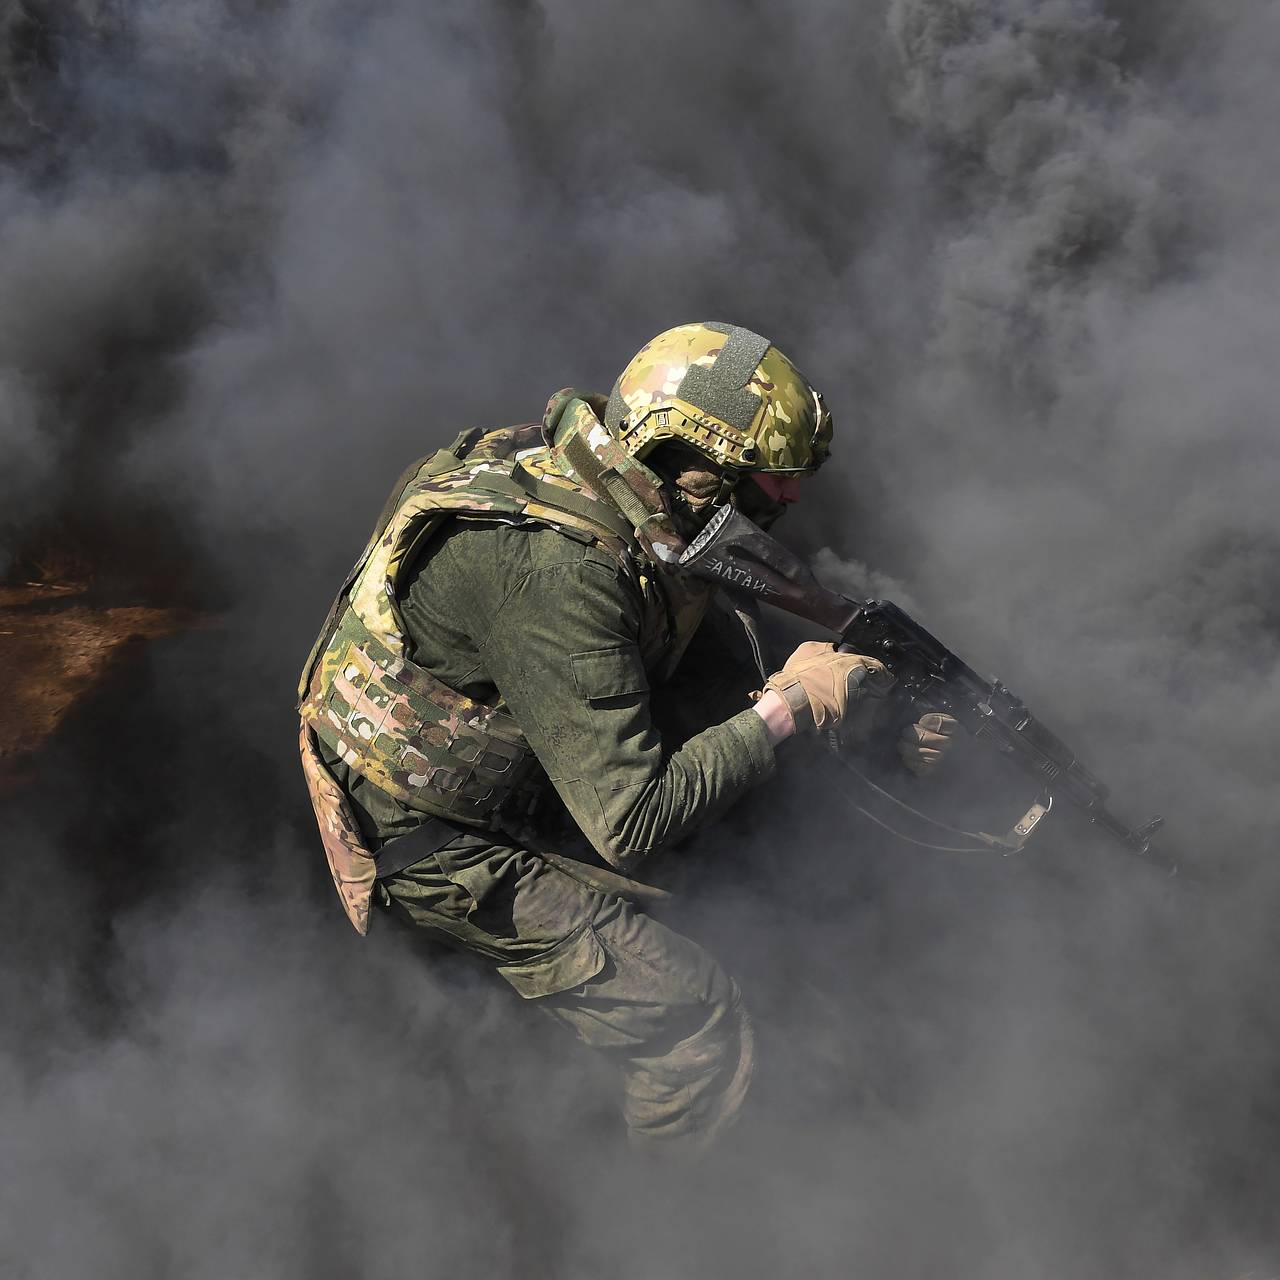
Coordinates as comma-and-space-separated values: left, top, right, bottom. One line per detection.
378, 833, 754, 1149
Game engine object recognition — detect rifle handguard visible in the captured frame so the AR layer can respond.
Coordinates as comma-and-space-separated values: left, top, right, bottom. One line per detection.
676, 503, 1169, 865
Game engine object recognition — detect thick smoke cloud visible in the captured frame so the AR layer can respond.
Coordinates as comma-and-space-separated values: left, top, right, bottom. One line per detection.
3, 1, 1279, 1276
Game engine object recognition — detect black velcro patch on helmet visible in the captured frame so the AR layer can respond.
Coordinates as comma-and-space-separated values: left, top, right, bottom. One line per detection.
604, 384, 630, 433
677, 323, 771, 434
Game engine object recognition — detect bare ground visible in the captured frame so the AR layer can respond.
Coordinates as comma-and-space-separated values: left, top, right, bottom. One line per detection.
0, 580, 203, 790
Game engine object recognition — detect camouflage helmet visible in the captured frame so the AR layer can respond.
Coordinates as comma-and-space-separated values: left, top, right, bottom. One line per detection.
604, 322, 833, 475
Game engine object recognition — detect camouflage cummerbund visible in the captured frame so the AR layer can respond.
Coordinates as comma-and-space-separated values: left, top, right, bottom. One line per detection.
301, 608, 543, 827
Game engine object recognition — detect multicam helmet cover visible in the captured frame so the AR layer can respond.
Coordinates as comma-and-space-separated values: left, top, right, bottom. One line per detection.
604, 322, 833, 475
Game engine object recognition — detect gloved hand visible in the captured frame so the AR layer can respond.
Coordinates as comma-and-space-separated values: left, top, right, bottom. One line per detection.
898, 712, 960, 775
760, 641, 893, 734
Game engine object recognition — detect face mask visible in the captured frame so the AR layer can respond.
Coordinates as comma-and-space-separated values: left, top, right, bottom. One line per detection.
731, 472, 807, 530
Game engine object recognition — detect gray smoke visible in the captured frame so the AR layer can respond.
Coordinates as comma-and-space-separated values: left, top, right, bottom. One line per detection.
3, 1, 1279, 1276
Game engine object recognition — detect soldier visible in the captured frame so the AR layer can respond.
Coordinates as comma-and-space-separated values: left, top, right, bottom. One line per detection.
298, 322, 956, 1149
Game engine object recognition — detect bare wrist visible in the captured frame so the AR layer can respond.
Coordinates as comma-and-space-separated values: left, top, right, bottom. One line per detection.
752, 688, 797, 746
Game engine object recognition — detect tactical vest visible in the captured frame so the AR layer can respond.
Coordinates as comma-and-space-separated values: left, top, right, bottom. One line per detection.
298, 422, 643, 833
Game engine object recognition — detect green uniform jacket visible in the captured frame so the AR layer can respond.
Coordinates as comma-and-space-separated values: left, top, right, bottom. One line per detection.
323, 515, 776, 874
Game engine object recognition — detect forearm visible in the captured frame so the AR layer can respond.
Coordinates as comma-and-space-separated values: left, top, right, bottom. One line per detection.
556, 705, 776, 872
752, 687, 796, 747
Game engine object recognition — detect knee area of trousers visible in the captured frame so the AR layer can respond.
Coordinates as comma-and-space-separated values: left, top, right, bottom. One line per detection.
678, 980, 751, 1080
624, 989, 755, 1150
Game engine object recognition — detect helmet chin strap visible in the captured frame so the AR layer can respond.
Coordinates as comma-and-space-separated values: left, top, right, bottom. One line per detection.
713, 471, 740, 507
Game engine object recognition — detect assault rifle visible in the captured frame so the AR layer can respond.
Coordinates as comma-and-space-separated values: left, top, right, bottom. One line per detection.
678, 504, 1168, 868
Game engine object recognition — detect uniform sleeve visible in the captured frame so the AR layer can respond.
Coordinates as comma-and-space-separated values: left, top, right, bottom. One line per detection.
479, 548, 776, 873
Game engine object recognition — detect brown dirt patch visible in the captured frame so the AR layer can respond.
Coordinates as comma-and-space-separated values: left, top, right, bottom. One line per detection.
0, 582, 206, 788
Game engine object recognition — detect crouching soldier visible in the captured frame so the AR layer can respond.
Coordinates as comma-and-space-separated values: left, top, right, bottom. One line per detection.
298, 323, 955, 1149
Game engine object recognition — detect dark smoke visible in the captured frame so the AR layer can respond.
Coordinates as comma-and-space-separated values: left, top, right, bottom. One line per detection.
3, 1, 1279, 1275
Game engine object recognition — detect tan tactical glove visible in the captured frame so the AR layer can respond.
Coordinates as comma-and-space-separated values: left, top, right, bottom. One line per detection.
760, 641, 893, 734
898, 712, 960, 775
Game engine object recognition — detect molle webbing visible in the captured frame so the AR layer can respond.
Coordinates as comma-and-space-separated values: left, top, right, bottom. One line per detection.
471, 463, 637, 547
294, 428, 494, 708
556, 432, 653, 532
302, 608, 542, 826
299, 424, 642, 828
